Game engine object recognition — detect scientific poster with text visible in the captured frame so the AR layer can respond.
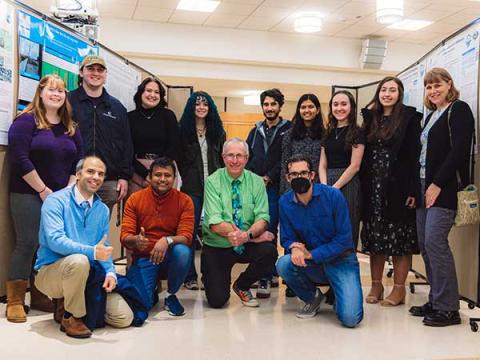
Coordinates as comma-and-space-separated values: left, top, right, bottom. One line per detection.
426, 24, 480, 128
17, 10, 97, 107
100, 48, 142, 111
0, 1, 15, 144
398, 60, 427, 114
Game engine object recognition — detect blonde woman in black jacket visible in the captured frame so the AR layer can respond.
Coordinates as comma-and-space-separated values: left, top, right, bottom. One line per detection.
410, 68, 474, 327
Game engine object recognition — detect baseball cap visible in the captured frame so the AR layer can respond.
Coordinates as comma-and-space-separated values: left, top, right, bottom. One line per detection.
80, 55, 107, 69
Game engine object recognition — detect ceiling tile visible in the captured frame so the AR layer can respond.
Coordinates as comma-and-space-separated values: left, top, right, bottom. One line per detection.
250, 5, 296, 19
204, 14, 246, 27
133, 7, 173, 22
137, 0, 179, 9
168, 10, 210, 25
238, 16, 281, 31
214, 2, 258, 16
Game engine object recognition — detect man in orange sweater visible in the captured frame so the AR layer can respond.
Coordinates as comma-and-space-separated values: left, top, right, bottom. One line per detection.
121, 157, 194, 316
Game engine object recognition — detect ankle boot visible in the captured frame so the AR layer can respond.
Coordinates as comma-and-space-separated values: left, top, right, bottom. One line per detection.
29, 276, 54, 313
6, 280, 28, 323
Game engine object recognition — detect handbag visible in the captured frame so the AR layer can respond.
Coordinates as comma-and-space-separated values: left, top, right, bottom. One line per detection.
446, 102, 480, 226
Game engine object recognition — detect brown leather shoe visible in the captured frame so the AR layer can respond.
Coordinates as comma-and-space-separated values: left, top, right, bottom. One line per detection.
6, 280, 28, 323
53, 299, 65, 324
60, 316, 92, 339
29, 277, 55, 313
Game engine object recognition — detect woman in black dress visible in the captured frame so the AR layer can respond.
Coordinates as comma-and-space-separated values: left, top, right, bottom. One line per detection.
178, 91, 226, 290
360, 77, 422, 306
128, 77, 180, 194
319, 90, 364, 249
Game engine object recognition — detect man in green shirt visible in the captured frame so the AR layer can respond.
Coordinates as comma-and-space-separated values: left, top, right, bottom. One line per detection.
201, 138, 277, 308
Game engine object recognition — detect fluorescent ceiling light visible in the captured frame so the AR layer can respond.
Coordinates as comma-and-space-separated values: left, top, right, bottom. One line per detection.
376, 0, 404, 24
244, 94, 261, 106
177, 0, 220, 13
388, 19, 433, 31
294, 13, 323, 33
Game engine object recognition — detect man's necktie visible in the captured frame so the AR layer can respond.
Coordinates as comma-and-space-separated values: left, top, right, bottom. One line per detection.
231, 179, 245, 255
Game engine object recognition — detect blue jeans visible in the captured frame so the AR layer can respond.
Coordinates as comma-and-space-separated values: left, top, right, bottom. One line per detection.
126, 244, 191, 310
185, 194, 203, 282
276, 253, 364, 328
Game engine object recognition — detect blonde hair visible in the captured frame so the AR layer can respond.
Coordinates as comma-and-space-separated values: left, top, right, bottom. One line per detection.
423, 68, 460, 111
17, 74, 76, 136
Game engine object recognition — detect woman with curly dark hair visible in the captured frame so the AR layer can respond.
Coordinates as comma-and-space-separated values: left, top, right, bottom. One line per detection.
178, 91, 226, 290
360, 76, 422, 307
319, 90, 364, 249
128, 77, 180, 194
280, 93, 324, 194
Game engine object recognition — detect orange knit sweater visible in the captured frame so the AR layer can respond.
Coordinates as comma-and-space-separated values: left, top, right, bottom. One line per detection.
120, 186, 194, 259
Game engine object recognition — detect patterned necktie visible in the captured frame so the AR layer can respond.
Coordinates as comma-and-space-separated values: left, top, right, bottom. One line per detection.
231, 179, 245, 255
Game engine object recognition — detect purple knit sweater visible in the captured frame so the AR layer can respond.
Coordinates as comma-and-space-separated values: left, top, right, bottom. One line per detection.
8, 112, 84, 194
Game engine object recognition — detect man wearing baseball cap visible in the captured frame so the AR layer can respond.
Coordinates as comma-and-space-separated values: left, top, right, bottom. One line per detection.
68, 55, 133, 213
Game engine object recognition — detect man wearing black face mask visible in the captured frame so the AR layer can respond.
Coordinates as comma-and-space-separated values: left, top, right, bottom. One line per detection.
276, 155, 364, 327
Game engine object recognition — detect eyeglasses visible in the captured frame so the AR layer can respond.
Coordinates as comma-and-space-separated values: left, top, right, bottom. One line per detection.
287, 170, 311, 179
223, 153, 247, 161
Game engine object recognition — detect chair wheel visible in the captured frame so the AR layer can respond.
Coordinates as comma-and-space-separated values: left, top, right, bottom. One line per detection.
468, 302, 475, 310
409, 284, 415, 294
386, 269, 393, 278
470, 321, 478, 332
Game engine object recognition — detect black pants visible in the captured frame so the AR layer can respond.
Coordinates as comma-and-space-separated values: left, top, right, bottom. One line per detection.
201, 243, 278, 308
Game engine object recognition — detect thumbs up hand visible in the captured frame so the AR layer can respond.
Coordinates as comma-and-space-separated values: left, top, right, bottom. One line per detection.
136, 226, 150, 251
95, 234, 113, 261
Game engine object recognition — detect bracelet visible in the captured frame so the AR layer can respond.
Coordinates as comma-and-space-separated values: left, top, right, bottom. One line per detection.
38, 185, 47, 194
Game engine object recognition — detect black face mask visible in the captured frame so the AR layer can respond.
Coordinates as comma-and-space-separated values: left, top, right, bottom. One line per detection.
290, 177, 311, 194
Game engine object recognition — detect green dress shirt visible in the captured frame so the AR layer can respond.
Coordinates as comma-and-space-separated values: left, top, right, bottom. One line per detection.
203, 168, 270, 248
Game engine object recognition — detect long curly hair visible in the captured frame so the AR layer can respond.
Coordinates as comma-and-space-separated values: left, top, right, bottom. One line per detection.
325, 90, 361, 150
291, 93, 324, 140
179, 91, 225, 143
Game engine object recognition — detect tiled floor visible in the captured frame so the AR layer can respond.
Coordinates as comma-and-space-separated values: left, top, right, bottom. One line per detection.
1, 254, 479, 360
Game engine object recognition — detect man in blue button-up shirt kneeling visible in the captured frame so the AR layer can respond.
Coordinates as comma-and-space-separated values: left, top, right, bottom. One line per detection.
276, 154, 363, 327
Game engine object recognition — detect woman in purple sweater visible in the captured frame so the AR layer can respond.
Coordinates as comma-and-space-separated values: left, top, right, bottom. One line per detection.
6, 74, 83, 323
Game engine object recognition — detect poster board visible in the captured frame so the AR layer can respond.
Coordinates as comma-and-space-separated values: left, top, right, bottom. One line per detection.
17, 10, 98, 108
397, 60, 427, 113
0, 0, 15, 145
100, 47, 142, 112
425, 23, 480, 127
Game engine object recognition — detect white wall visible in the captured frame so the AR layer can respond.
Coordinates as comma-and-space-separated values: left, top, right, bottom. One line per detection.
99, 18, 430, 88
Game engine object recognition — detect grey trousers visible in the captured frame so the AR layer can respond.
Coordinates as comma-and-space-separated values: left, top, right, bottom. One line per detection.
416, 206, 458, 311
96, 180, 118, 215
9, 192, 42, 280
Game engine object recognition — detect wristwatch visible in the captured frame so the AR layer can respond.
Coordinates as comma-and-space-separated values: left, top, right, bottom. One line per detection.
247, 231, 254, 241
166, 236, 174, 246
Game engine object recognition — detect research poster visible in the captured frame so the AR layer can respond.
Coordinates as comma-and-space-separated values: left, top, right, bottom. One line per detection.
426, 23, 480, 126
100, 48, 142, 111
398, 60, 426, 114
0, 0, 15, 144
17, 10, 97, 107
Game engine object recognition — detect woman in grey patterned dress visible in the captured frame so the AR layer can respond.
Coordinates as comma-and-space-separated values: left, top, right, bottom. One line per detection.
280, 94, 324, 195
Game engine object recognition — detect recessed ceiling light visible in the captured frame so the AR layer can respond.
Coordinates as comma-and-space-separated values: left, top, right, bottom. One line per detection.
294, 13, 323, 33
177, 0, 220, 13
388, 19, 433, 31
376, 0, 404, 24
